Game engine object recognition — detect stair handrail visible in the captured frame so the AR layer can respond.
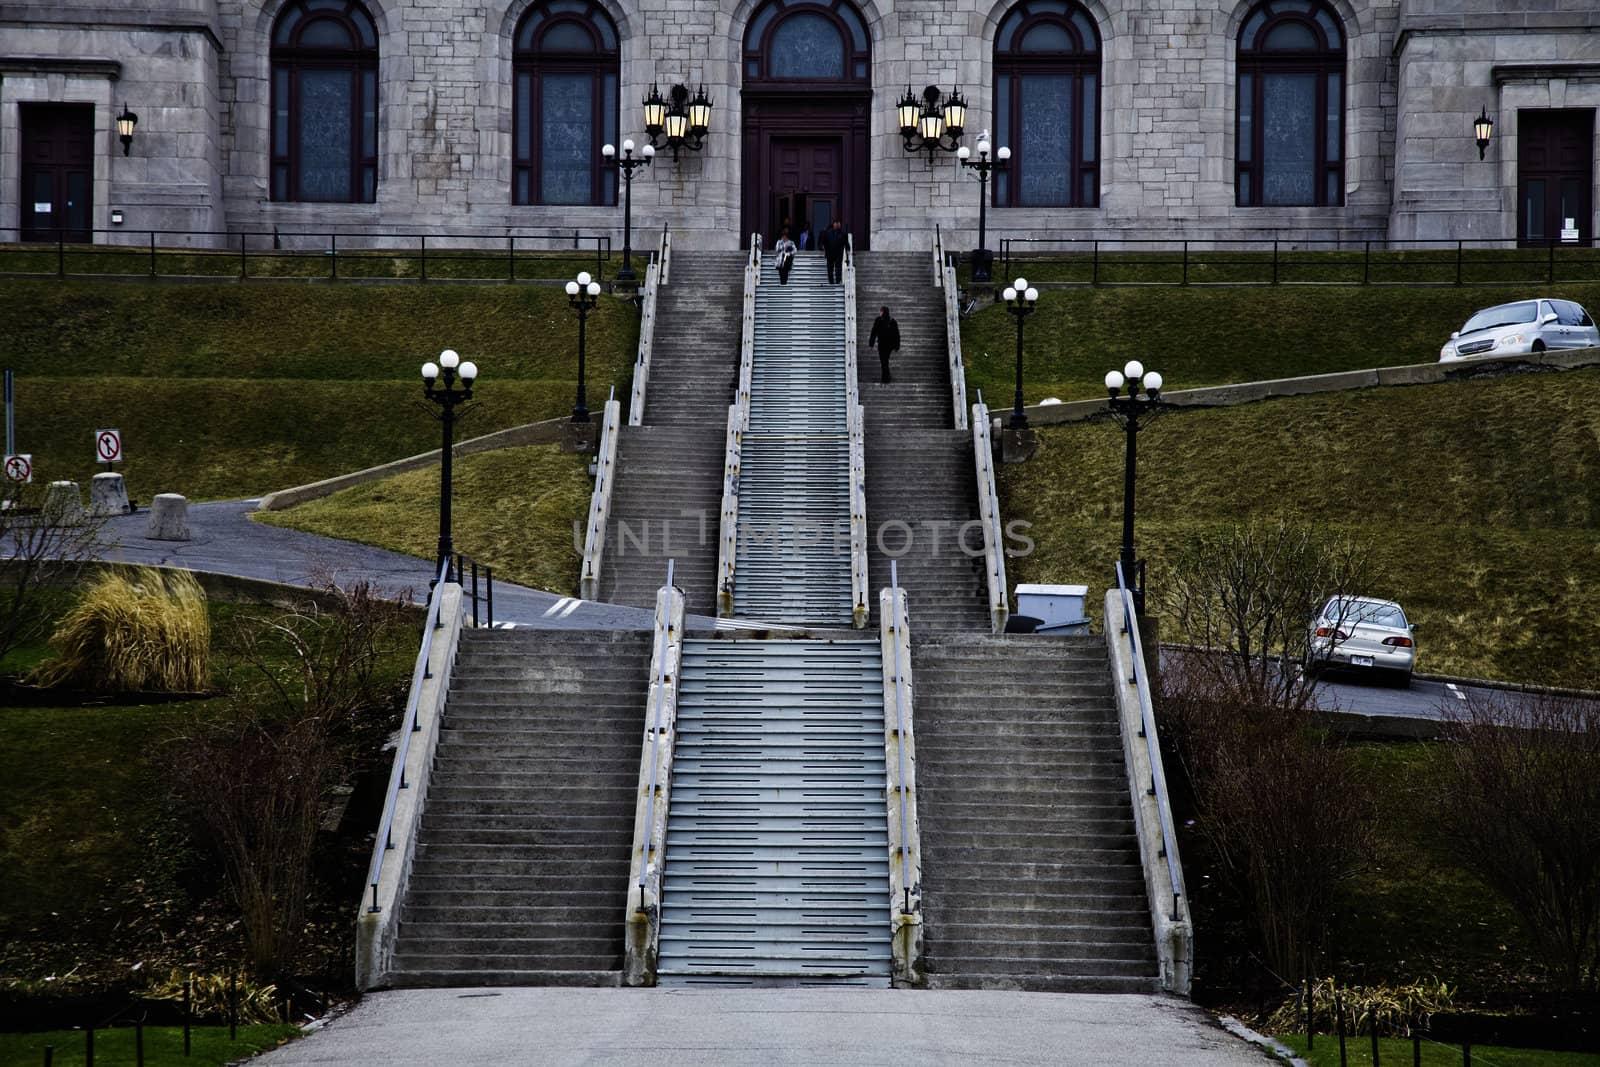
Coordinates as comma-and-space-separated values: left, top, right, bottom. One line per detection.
625, 560, 686, 985
933, 224, 945, 288
717, 234, 760, 616
658, 222, 671, 286
844, 233, 869, 628
356, 558, 466, 989
880, 559, 925, 985
941, 230, 970, 431
1109, 561, 1193, 994
970, 394, 1009, 633
579, 391, 622, 599
627, 259, 661, 425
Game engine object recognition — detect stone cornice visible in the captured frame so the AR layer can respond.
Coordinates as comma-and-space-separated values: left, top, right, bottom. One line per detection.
1492, 62, 1600, 84
0, 55, 121, 79
0, 6, 222, 51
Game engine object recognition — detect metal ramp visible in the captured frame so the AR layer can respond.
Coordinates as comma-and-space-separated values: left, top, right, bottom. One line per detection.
657, 638, 892, 986
732, 253, 853, 625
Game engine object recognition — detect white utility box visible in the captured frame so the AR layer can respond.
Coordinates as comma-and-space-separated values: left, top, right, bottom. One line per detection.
1014, 583, 1090, 634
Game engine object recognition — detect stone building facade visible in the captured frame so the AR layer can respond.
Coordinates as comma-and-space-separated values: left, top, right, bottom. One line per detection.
0, 0, 1595, 252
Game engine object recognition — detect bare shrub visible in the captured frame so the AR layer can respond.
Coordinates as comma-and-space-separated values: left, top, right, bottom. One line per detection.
29, 566, 209, 692
1264, 977, 1457, 1037
0, 479, 108, 666
1435, 689, 1600, 991
1162, 656, 1378, 983
170, 579, 410, 975
1159, 518, 1378, 712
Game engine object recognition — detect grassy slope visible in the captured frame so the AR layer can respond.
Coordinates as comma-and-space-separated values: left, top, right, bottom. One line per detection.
1275, 1035, 1600, 1067
256, 444, 590, 594
959, 281, 1600, 403
0, 1025, 302, 1067
999, 368, 1600, 686
0, 279, 637, 501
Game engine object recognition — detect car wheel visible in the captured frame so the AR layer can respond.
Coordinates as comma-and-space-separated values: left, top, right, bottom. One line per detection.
1532, 340, 1546, 353
1393, 670, 1412, 689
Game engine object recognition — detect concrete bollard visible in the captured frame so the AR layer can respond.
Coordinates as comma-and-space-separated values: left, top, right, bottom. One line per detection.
146, 493, 192, 541
90, 472, 132, 516
43, 481, 85, 525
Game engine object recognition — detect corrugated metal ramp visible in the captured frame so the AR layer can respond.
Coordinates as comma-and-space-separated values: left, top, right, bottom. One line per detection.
733, 253, 853, 625
658, 638, 891, 986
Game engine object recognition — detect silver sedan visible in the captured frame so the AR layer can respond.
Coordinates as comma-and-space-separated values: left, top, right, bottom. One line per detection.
1308, 596, 1416, 686
1439, 297, 1599, 361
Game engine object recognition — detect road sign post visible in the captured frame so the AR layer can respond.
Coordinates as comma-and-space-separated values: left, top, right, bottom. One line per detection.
95, 429, 123, 472
4, 454, 33, 484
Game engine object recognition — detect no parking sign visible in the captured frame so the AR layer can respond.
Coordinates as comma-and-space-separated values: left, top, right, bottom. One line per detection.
3, 454, 32, 483
96, 428, 123, 465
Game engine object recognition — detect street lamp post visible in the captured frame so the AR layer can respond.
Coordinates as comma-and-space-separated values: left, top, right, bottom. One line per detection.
957, 137, 1010, 283
420, 348, 479, 572
602, 139, 655, 282
565, 272, 602, 422
1001, 277, 1039, 429
1104, 361, 1164, 614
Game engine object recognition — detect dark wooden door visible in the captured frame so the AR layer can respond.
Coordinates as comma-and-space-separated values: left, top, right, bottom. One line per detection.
20, 104, 95, 243
1518, 108, 1594, 247
770, 137, 840, 247
741, 94, 871, 250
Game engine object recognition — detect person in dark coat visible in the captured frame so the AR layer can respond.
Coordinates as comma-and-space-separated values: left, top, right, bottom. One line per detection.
868, 305, 900, 383
773, 228, 798, 284
819, 220, 848, 284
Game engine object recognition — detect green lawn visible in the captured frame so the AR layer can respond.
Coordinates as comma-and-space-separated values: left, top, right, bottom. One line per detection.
999, 368, 1600, 687
0, 279, 637, 501
0, 1024, 301, 1067
256, 443, 591, 594
959, 280, 1600, 404
1273, 1034, 1600, 1067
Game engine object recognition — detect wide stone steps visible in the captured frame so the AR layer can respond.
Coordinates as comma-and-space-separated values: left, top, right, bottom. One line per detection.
911, 633, 1157, 992
386, 629, 651, 988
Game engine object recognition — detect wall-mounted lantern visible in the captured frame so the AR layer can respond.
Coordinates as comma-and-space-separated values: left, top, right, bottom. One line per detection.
1474, 108, 1494, 160
644, 83, 712, 161
898, 85, 967, 160
116, 103, 138, 156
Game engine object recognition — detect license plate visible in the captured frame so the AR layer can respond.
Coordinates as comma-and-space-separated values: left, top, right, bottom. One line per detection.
1352, 655, 1374, 667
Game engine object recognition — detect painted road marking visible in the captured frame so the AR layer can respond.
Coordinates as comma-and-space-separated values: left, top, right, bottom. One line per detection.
1446, 683, 1466, 701
544, 597, 575, 617
558, 598, 583, 619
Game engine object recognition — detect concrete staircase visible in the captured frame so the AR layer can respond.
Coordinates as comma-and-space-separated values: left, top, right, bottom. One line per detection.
911, 633, 1158, 992
855, 252, 988, 633
598, 251, 747, 616
386, 629, 652, 987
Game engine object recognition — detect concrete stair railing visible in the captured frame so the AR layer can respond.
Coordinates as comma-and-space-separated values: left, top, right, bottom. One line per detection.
627, 245, 663, 426
880, 564, 925, 986
934, 226, 969, 431
716, 236, 759, 617
579, 394, 622, 601
971, 397, 1009, 634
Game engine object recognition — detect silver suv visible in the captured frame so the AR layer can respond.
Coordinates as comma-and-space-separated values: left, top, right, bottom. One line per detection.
1438, 298, 1598, 361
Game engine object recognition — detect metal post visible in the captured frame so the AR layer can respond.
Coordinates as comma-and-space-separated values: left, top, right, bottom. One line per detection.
619, 160, 636, 282
229, 971, 238, 1041
1181, 240, 1189, 285
471, 559, 480, 628
1413, 1031, 1421, 1067
3, 369, 13, 459
1336, 995, 1347, 1067
58, 229, 65, 278
1370, 1007, 1380, 1066
1272, 239, 1279, 285
508, 235, 515, 281
438, 391, 455, 567
1305, 978, 1314, 1050
486, 566, 494, 628
1363, 240, 1370, 285
1119, 406, 1140, 614
1092, 239, 1100, 287
1463, 1041, 1471, 1066
43, 1045, 52, 1066
420, 234, 427, 283
1008, 301, 1030, 430
573, 300, 591, 422
184, 977, 192, 1057
150, 230, 157, 277
1548, 241, 1555, 284
1455, 239, 1463, 286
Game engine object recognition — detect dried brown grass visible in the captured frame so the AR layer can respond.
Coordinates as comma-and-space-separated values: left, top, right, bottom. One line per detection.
29, 567, 210, 693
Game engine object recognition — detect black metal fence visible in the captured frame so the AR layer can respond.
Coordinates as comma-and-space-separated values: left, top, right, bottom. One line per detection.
0, 227, 612, 283
992, 235, 1600, 288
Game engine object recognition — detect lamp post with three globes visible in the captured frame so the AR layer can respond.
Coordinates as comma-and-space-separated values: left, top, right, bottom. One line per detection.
1001, 277, 1039, 429
420, 348, 479, 573
602, 139, 655, 282
1104, 360, 1164, 614
565, 272, 602, 422
957, 136, 1010, 283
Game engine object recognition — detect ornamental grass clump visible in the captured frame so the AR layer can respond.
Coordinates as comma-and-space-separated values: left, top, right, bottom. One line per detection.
30, 567, 210, 693
1265, 977, 1457, 1038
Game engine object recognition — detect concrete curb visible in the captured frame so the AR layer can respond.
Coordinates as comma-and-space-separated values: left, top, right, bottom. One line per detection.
1413, 670, 1600, 701
1023, 346, 1600, 427
256, 417, 568, 511
1217, 1015, 1309, 1066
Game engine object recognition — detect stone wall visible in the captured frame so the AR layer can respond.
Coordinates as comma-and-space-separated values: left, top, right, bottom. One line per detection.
1, 0, 1595, 250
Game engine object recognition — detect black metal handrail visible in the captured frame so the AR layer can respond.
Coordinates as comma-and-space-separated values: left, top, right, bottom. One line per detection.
996, 234, 1600, 289
0, 226, 612, 283
448, 552, 494, 629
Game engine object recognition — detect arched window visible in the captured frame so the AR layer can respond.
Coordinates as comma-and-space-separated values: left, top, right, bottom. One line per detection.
743, 0, 871, 85
514, 0, 619, 206
993, 0, 1101, 208
271, 0, 378, 203
1236, 0, 1345, 207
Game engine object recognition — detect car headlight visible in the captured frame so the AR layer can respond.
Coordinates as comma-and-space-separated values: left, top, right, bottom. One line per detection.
1497, 334, 1523, 347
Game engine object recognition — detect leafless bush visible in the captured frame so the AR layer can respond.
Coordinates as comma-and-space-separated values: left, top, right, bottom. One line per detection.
169, 579, 410, 974
1162, 656, 1378, 982
1158, 518, 1377, 713
0, 479, 108, 666
1435, 689, 1600, 991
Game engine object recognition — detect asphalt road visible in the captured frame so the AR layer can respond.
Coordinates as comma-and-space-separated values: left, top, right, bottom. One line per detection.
89, 500, 724, 632
1314, 671, 1475, 721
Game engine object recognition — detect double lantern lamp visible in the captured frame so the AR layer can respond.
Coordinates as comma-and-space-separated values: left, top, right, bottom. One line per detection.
644, 83, 713, 159
898, 85, 967, 158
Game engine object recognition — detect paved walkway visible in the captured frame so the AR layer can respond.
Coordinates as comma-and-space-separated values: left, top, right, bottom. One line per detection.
93, 500, 715, 631
256, 988, 1272, 1067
